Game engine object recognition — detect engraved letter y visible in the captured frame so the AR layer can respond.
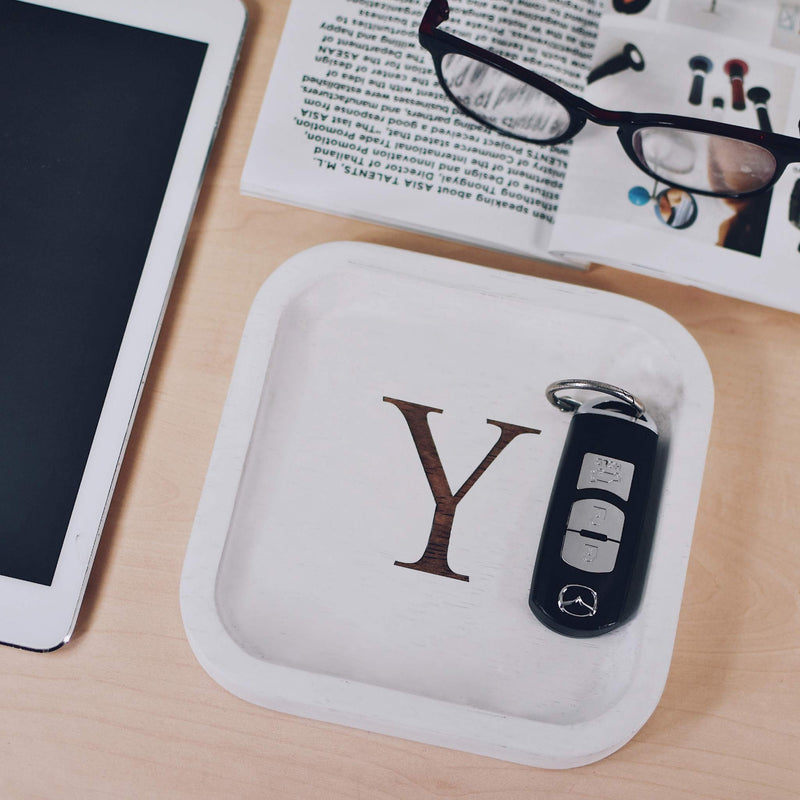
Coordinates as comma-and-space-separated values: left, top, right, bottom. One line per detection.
384, 397, 540, 581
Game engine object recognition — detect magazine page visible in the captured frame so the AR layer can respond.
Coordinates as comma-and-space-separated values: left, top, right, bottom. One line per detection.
550, 0, 800, 313
242, 0, 599, 260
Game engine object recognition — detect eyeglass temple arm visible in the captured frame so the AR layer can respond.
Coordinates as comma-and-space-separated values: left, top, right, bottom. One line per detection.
421, 0, 449, 32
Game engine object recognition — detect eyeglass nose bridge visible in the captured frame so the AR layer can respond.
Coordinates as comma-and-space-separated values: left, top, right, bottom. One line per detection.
557, 106, 669, 188
558, 102, 655, 166
576, 102, 629, 131
572, 111, 679, 188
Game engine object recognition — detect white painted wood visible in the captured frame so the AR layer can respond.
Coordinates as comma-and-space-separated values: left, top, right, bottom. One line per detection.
180, 242, 714, 769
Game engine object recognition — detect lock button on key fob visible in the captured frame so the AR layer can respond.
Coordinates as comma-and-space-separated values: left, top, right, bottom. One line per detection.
529, 390, 659, 637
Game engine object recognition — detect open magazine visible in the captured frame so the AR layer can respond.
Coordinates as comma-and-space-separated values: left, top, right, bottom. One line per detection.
242, 0, 800, 313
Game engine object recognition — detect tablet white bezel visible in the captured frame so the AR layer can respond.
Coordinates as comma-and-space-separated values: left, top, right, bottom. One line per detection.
0, 0, 246, 651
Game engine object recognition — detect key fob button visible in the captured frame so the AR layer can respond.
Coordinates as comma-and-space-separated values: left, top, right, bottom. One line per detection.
576, 451, 635, 501
566, 498, 625, 539
561, 530, 620, 573
561, 498, 625, 573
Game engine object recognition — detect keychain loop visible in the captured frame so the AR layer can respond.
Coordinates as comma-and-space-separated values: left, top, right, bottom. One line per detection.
545, 379, 646, 418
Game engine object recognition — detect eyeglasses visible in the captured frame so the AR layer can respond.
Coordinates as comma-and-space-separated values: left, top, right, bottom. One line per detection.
419, 0, 800, 199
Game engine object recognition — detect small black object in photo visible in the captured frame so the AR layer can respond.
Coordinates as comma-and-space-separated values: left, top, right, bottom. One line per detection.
747, 87, 772, 133
587, 43, 645, 84
612, 0, 652, 14
788, 179, 800, 228
688, 56, 712, 106
789, 179, 800, 251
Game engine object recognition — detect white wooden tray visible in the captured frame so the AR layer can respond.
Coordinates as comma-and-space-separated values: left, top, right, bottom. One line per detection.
180, 242, 713, 769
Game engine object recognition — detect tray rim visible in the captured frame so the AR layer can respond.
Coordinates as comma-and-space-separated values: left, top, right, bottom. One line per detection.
180, 241, 714, 769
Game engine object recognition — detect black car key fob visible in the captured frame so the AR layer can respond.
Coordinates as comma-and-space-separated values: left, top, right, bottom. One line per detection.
529, 380, 659, 637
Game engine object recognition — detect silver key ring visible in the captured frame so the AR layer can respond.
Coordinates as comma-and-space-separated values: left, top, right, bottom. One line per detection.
545, 379, 646, 418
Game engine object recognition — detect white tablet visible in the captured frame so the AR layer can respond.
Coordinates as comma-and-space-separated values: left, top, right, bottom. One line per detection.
0, 0, 245, 650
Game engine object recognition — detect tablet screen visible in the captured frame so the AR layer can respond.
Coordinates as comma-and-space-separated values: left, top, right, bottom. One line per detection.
0, 2, 207, 585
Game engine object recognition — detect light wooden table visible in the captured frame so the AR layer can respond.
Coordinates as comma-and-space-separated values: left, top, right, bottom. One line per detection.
3, 1, 799, 797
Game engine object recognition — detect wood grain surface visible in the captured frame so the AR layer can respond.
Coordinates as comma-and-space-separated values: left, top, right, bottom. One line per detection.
1, 1, 798, 797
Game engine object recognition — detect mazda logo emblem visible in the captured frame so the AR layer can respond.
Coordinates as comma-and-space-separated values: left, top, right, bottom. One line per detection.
558, 584, 598, 617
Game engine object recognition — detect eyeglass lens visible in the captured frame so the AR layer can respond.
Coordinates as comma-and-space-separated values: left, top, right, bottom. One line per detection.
440, 53, 572, 142
632, 128, 777, 195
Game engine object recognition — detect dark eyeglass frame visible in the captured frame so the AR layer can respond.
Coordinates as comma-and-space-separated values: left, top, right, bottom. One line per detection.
419, 0, 800, 199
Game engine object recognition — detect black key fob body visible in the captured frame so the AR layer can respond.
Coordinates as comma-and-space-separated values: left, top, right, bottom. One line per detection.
529, 397, 659, 637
